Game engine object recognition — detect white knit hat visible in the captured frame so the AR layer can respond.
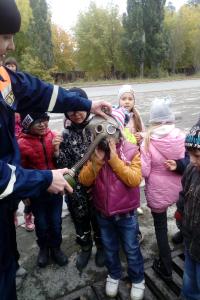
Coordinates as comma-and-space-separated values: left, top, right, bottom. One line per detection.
118, 85, 135, 100
149, 97, 175, 124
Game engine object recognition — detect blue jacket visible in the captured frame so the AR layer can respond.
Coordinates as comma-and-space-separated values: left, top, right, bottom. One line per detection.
0, 67, 91, 271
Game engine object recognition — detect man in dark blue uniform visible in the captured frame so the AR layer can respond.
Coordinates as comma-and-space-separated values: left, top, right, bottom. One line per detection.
0, 1, 111, 299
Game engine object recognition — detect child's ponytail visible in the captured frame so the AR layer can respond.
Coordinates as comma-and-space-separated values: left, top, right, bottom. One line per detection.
132, 107, 143, 132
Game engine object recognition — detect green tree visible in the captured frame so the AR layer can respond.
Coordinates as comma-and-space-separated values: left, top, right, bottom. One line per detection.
164, 8, 185, 73
28, 0, 54, 69
122, 0, 145, 77
143, 0, 167, 76
187, 0, 200, 6
51, 24, 75, 72
74, 2, 123, 79
179, 5, 200, 71
13, 0, 32, 62
165, 1, 176, 12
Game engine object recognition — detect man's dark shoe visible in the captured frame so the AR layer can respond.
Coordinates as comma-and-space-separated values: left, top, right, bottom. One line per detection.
152, 258, 172, 282
76, 248, 92, 271
37, 247, 49, 268
172, 231, 183, 244
95, 247, 105, 267
50, 248, 68, 266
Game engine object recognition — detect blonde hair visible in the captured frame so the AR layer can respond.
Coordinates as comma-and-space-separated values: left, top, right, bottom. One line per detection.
130, 106, 143, 132
144, 124, 162, 151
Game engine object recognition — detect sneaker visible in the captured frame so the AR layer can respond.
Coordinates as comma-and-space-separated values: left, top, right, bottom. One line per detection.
50, 248, 68, 266
105, 275, 119, 297
76, 248, 92, 271
152, 258, 172, 281
131, 280, 145, 300
172, 231, 183, 244
137, 207, 144, 215
95, 247, 105, 267
16, 266, 27, 278
24, 213, 35, 232
37, 247, 49, 268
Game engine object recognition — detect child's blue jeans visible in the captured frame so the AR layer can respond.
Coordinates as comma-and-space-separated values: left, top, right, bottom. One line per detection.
96, 211, 144, 283
181, 248, 200, 300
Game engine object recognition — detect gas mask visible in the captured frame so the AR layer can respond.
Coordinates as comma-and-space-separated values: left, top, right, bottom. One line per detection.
86, 114, 120, 152
64, 114, 121, 188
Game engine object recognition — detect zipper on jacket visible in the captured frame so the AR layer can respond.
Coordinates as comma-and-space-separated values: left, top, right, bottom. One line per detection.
40, 136, 50, 169
105, 162, 109, 215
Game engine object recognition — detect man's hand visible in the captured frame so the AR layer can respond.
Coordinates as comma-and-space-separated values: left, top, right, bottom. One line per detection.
91, 101, 112, 119
47, 168, 73, 194
165, 160, 177, 171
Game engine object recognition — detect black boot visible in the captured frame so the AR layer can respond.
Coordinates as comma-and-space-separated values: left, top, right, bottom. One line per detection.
37, 247, 49, 268
76, 247, 92, 271
95, 247, 105, 267
172, 231, 183, 244
153, 258, 172, 281
50, 248, 68, 266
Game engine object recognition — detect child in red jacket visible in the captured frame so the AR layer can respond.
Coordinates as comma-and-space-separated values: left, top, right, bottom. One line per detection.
18, 113, 68, 268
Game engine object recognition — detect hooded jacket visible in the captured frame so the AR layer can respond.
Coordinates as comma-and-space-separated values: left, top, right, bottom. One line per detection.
79, 140, 141, 216
55, 120, 92, 220
18, 129, 56, 170
140, 125, 185, 212
177, 164, 200, 262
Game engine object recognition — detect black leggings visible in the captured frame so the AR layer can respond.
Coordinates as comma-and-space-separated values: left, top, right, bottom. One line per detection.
152, 211, 172, 274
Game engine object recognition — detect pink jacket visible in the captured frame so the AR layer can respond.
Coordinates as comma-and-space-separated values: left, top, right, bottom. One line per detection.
93, 142, 140, 216
140, 126, 185, 213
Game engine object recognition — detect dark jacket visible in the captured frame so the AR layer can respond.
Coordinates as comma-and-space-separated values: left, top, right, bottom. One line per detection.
177, 163, 200, 262
56, 122, 92, 220
175, 151, 190, 175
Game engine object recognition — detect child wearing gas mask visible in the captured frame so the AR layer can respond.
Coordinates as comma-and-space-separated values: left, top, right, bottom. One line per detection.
53, 88, 105, 272
79, 108, 145, 300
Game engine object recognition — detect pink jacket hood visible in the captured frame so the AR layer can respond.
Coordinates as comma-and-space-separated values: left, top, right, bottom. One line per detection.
150, 126, 185, 160
141, 125, 185, 213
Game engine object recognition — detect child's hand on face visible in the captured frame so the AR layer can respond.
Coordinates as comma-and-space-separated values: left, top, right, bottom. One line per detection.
164, 160, 177, 171
108, 138, 117, 159
52, 134, 63, 157
93, 147, 105, 162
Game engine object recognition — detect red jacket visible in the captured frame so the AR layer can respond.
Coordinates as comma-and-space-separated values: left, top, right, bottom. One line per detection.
18, 129, 56, 170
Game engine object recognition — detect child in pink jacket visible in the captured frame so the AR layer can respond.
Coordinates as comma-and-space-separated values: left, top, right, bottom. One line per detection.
140, 98, 185, 281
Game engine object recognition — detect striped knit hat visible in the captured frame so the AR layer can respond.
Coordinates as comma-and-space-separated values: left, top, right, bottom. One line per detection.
111, 108, 126, 130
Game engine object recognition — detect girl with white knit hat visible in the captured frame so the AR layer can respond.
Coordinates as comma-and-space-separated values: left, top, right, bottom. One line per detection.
118, 85, 145, 217
118, 85, 145, 145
